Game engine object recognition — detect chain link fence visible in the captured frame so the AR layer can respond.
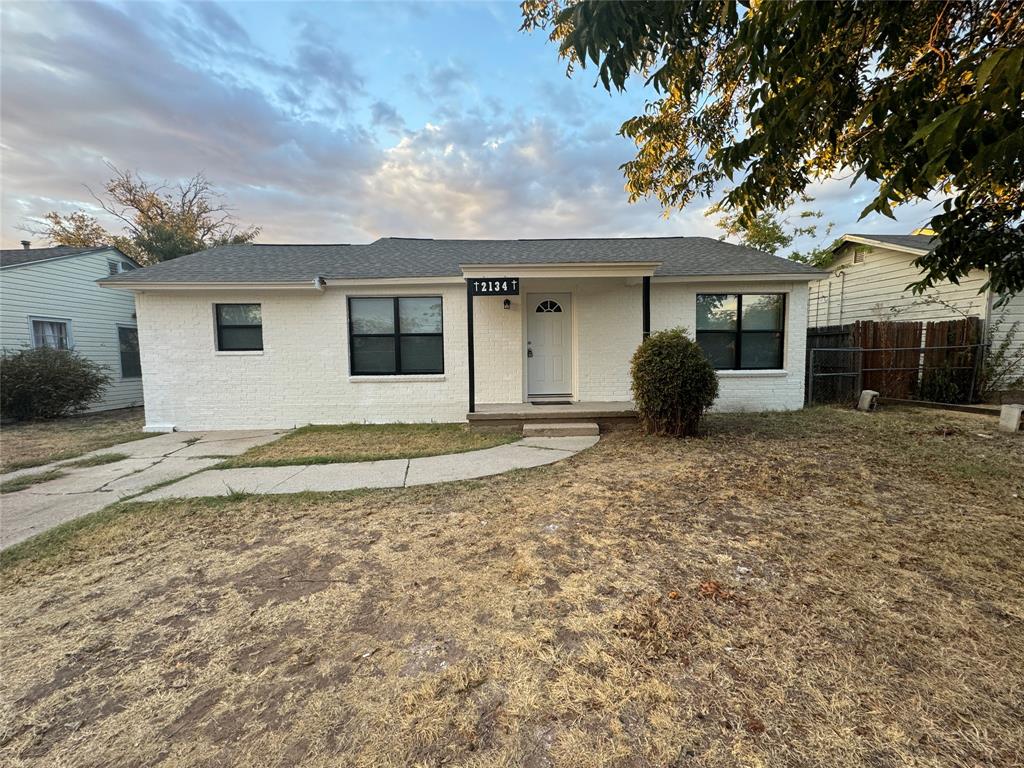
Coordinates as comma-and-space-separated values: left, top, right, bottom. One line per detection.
806, 343, 987, 406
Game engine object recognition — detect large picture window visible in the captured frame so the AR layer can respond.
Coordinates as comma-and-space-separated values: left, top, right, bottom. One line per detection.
348, 296, 443, 375
696, 294, 785, 370
215, 304, 263, 351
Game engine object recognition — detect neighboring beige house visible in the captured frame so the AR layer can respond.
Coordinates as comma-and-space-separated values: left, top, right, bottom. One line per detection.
0, 243, 144, 412
808, 232, 1024, 392
99, 237, 826, 431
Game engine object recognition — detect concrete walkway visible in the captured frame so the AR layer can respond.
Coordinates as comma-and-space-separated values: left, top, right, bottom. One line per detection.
133, 435, 599, 501
0, 430, 283, 549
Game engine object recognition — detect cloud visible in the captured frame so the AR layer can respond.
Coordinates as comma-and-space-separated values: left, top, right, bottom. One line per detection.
370, 100, 406, 132
0, 0, 936, 253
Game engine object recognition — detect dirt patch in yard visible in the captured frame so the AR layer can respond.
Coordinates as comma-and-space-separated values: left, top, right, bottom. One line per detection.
217, 422, 522, 468
0, 407, 148, 472
1, 407, 1022, 767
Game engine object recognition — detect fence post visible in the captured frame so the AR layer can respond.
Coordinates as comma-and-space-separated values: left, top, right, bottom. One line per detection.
807, 348, 815, 406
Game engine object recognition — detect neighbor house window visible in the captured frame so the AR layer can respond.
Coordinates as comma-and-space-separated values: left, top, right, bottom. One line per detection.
696, 294, 785, 370
118, 326, 142, 378
215, 304, 263, 351
31, 318, 70, 350
108, 260, 135, 275
348, 296, 443, 375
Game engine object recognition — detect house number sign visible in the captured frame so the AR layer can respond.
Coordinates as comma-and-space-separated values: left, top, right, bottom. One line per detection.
470, 278, 519, 296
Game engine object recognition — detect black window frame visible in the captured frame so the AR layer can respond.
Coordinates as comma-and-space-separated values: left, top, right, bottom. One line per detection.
695, 293, 786, 371
348, 296, 444, 375
117, 325, 142, 378
215, 303, 264, 352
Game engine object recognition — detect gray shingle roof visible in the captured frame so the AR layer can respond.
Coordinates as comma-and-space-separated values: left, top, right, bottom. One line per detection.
844, 233, 937, 253
0, 244, 119, 268
100, 236, 826, 285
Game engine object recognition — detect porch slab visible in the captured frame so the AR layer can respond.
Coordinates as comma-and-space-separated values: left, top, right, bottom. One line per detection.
523, 422, 599, 437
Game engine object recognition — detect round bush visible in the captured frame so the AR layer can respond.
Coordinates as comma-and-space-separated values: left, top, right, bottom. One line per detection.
630, 328, 719, 436
0, 346, 110, 421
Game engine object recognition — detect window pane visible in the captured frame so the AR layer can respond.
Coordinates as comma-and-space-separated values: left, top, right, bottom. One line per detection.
696, 332, 736, 369
217, 304, 261, 326
399, 297, 442, 334
118, 327, 142, 377
219, 326, 263, 351
740, 332, 783, 368
696, 294, 737, 330
33, 320, 68, 350
350, 298, 395, 334
352, 336, 396, 374
742, 294, 784, 330
399, 336, 443, 373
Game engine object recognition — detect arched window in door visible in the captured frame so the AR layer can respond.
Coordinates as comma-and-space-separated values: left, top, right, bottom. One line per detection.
536, 300, 563, 313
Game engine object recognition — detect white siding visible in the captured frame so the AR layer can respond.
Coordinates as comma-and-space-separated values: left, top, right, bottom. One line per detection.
0, 250, 144, 411
988, 292, 1024, 388
808, 244, 991, 326
133, 277, 812, 430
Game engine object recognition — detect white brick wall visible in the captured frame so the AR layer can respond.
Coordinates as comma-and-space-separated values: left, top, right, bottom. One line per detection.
651, 281, 809, 411
137, 286, 469, 430
135, 278, 811, 429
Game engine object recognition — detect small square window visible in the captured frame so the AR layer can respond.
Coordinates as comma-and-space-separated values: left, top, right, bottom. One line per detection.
31, 319, 70, 350
215, 304, 263, 351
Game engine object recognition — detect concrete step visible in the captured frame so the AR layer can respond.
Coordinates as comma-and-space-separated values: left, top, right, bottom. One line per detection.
522, 422, 599, 437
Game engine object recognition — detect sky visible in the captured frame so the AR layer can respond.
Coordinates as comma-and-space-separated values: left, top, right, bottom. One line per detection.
1, 0, 938, 252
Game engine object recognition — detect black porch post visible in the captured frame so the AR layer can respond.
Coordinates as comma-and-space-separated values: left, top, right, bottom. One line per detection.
466, 279, 475, 413
642, 276, 651, 338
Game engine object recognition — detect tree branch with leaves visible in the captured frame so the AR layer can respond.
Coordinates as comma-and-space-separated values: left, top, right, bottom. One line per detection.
522, 0, 1024, 295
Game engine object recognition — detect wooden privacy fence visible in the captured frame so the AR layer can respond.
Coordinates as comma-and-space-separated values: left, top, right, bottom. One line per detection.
806, 317, 985, 405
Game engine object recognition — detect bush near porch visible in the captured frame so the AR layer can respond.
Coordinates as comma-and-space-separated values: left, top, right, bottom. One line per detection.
0, 407, 1021, 767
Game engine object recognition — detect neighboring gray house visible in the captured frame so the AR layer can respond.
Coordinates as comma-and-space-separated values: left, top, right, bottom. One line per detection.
1, 243, 144, 412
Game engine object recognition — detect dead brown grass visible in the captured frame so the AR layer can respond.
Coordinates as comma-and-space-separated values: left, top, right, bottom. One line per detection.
0, 408, 148, 473
1, 407, 1022, 767
218, 422, 520, 467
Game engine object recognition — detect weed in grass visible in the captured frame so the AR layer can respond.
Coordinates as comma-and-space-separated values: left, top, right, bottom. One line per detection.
0, 469, 67, 494
0, 407, 150, 472
59, 452, 130, 468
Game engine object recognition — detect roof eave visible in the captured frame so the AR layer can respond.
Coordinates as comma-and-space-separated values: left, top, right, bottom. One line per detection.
96, 279, 326, 291
836, 234, 931, 256
654, 271, 829, 282
461, 261, 662, 279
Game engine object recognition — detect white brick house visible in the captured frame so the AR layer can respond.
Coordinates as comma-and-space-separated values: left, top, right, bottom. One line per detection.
100, 237, 825, 430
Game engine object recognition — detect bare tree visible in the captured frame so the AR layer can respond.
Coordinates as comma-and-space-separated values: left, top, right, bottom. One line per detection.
28, 163, 260, 264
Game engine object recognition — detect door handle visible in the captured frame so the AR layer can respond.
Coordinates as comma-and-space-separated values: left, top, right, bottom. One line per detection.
527, 341, 533, 358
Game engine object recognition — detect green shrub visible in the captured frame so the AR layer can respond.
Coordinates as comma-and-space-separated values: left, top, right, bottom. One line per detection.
0, 347, 110, 421
630, 328, 719, 436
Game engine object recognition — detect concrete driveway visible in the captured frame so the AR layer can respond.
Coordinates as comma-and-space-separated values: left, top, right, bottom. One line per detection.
0, 430, 283, 550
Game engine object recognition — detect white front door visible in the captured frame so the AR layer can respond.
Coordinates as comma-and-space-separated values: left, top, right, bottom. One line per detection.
527, 293, 572, 398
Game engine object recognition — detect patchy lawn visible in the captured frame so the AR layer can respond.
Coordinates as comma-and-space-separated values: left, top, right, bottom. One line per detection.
218, 423, 521, 467
0, 408, 149, 473
1, 407, 1021, 767
0, 469, 67, 495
